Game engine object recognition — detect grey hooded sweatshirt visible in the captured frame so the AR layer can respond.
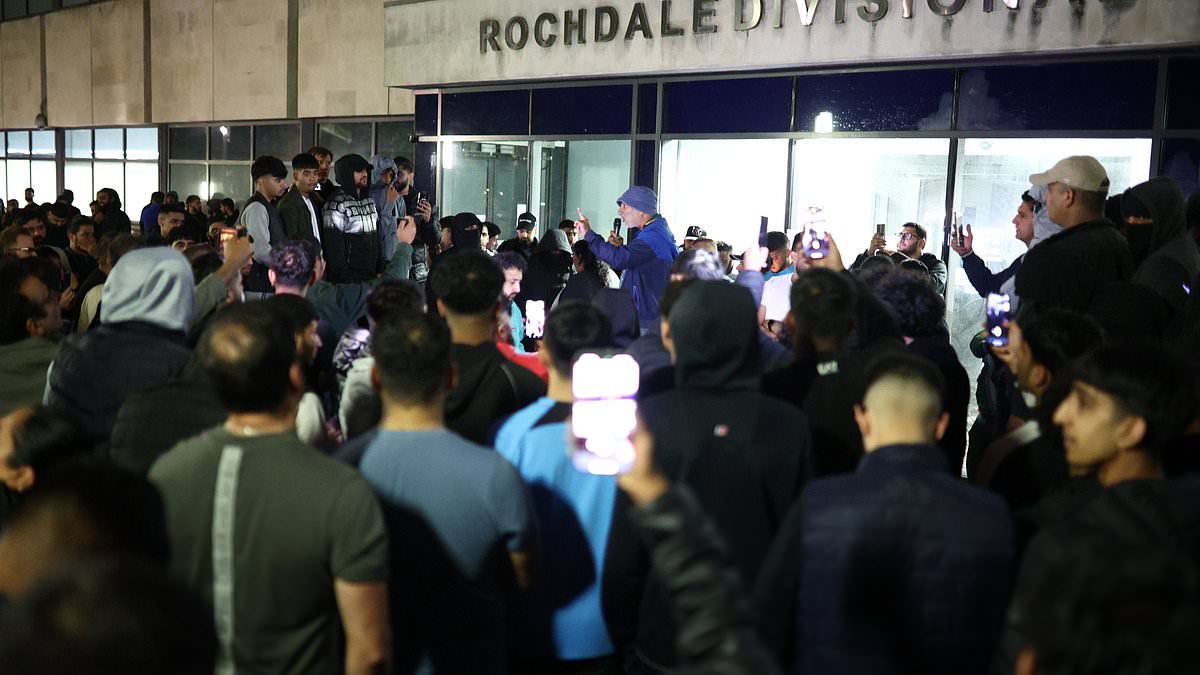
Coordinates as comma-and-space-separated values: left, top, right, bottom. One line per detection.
46, 248, 194, 449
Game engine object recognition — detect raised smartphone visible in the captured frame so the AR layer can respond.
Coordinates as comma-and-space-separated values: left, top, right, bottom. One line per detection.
758, 216, 770, 248
524, 300, 546, 340
986, 293, 1011, 347
803, 225, 830, 260
954, 212, 965, 248
570, 352, 640, 476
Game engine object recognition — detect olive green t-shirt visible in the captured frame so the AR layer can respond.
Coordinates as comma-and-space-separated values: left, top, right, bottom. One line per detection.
150, 427, 387, 675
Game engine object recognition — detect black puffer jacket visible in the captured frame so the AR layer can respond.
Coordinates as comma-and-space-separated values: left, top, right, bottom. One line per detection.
322, 155, 381, 283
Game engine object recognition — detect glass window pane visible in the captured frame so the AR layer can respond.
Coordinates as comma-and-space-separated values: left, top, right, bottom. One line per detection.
791, 138, 951, 267
93, 162, 126, 208
254, 124, 301, 160
414, 142, 437, 200
30, 161, 56, 207
0, 162, 6, 205
3, 0, 27, 20
64, 162, 94, 211
660, 139, 789, 252
638, 83, 658, 135
1160, 138, 1200, 198
169, 164, 208, 201
30, 131, 55, 157
28, 0, 53, 13
663, 78, 793, 134
318, 123, 373, 161
441, 141, 529, 234
958, 61, 1157, 131
6, 160, 30, 204
532, 86, 632, 136
794, 70, 954, 132
1167, 57, 1200, 130
441, 90, 530, 136
126, 163, 161, 216
126, 128, 159, 161
635, 140, 656, 191
170, 127, 207, 160
65, 129, 92, 159
210, 125, 251, 161
414, 94, 438, 137
208, 164, 252, 202
375, 121, 415, 163
63, 0, 89, 6
94, 129, 124, 160
7, 132, 30, 157
531, 140, 630, 239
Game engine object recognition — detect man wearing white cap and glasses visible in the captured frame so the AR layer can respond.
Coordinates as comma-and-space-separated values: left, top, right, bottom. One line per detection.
1017, 155, 1135, 288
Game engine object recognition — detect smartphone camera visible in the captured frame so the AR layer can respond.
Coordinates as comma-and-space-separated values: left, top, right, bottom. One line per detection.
570, 352, 640, 476
524, 301, 546, 340
986, 293, 1011, 347
802, 225, 830, 260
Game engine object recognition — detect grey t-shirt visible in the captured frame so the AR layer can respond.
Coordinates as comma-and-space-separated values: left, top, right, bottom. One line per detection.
360, 429, 537, 580
150, 427, 388, 675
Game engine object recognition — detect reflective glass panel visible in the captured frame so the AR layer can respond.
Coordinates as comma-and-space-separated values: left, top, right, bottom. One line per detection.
318, 122, 372, 161
415, 95, 439, 137
65, 129, 92, 159
30, 161, 55, 207
638, 83, 658, 135
791, 138, 951, 266
6, 160, 29, 205
125, 163, 161, 215
794, 69, 954, 132
126, 128, 160, 161
170, 127, 207, 160
441, 141, 529, 234
169, 164, 208, 202
94, 129, 124, 160
376, 121, 416, 161
210, 126, 251, 161
63, 162, 94, 210
30, 130, 55, 157
532, 86, 632, 136
663, 78, 792, 134
208, 164, 252, 202
6, 132, 29, 157
254, 124, 301, 160
1167, 57, 1200, 130
531, 140, 631, 239
1160, 138, 1200, 197
442, 90, 530, 136
660, 139, 789, 252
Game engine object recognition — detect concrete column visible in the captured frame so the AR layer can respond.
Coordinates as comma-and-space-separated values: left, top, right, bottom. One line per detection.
297, 0, 389, 118
45, 7, 94, 128
1, 17, 45, 129
213, 0, 290, 121
150, 0, 215, 123
91, 0, 149, 125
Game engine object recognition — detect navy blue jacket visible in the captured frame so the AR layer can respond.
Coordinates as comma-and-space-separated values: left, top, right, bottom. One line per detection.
962, 252, 1022, 298
755, 443, 1014, 675
585, 217, 677, 326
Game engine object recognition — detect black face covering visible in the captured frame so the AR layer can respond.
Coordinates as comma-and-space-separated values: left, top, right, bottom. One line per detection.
1121, 177, 1187, 267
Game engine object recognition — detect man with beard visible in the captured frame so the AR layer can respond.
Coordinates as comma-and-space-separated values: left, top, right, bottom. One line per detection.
322, 154, 381, 284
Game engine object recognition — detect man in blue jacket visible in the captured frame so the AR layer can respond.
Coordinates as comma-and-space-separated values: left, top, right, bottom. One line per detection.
576, 186, 677, 328
755, 353, 1014, 675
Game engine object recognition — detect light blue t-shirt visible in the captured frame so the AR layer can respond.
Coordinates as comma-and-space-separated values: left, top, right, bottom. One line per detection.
360, 428, 536, 580
495, 398, 618, 661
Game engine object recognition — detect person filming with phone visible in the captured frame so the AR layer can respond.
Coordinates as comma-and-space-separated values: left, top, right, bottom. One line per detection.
855, 222, 947, 294
575, 186, 678, 328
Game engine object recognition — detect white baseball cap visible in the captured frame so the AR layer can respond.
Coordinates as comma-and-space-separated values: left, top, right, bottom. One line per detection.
1029, 156, 1111, 193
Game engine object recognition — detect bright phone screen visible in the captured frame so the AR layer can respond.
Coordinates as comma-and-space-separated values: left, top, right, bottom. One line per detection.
570, 353, 639, 475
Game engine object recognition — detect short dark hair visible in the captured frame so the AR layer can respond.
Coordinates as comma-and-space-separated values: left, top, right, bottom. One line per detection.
291, 153, 320, 171
165, 190, 179, 201
267, 239, 317, 288
765, 231, 790, 253
14, 211, 43, 228
482, 221, 502, 238
307, 145, 333, 160
158, 202, 186, 217
1070, 342, 1197, 455
371, 313, 452, 405
493, 251, 527, 275
200, 304, 298, 413
6, 406, 88, 478
220, 198, 236, 211
659, 279, 697, 320
558, 220, 576, 231
108, 235, 145, 269
366, 279, 424, 324
902, 222, 928, 241
263, 295, 319, 348
251, 156, 288, 181
430, 250, 503, 316
544, 302, 613, 375
48, 203, 71, 221
854, 253, 897, 288
151, 191, 165, 203
1021, 540, 1200, 675
1020, 309, 1105, 376
394, 156, 414, 174
863, 351, 946, 410
167, 224, 206, 246
0, 292, 45, 344
68, 219, 95, 235
872, 270, 946, 337
791, 268, 857, 342
185, 195, 201, 205
0, 561, 218, 675
671, 248, 724, 280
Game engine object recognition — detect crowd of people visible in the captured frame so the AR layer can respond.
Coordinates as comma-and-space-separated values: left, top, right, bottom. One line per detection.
0, 149, 1199, 675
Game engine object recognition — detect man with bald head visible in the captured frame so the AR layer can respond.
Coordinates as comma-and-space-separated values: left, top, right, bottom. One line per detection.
755, 354, 1015, 675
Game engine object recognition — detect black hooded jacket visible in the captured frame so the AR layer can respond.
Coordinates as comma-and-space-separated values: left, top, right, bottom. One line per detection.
607, 281, 812, 670
322, 155, 381, 283
517, 229, 574, 309
444, 342, 546, 446
1124, 177, 1200, 313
